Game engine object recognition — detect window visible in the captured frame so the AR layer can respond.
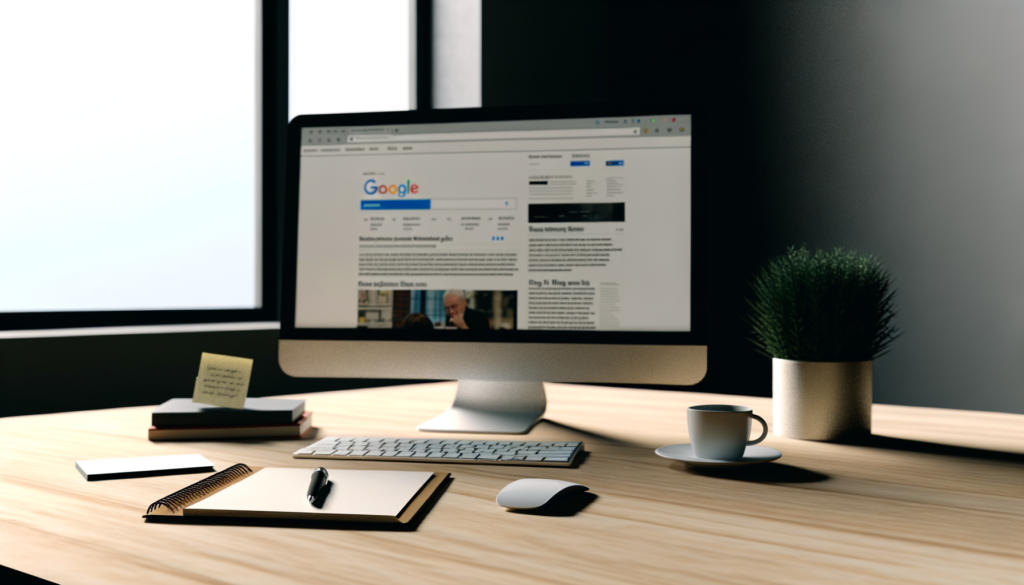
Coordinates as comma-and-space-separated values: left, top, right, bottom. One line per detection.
0, 1, 260, 313
0, 0, 422, 329
289, 0, 415, 119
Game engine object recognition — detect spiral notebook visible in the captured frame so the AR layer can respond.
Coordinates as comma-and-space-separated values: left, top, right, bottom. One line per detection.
144, 464, 449, 524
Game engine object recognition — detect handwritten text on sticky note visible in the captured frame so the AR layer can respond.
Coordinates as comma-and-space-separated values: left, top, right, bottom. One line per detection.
192, 352, 253, 409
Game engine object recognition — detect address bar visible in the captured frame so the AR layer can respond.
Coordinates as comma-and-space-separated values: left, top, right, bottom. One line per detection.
348, 127, 640, 143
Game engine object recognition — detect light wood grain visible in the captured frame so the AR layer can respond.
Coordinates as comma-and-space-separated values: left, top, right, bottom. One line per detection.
2, 382, 1022, 585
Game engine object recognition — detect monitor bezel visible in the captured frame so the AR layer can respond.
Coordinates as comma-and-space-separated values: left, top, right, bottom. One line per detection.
281, 104, 706, 346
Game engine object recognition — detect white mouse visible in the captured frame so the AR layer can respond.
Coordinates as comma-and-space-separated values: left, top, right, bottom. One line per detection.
496, 478, 589, 509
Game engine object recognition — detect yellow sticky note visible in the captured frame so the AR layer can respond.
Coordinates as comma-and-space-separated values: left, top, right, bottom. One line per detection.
192, 352, 253, 409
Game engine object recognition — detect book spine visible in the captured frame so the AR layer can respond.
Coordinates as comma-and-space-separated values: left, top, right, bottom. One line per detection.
147, 414, 312, 441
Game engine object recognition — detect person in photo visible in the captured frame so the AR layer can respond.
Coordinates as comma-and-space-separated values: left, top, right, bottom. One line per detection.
444, 290, 491, 330
398, 313, 434, 330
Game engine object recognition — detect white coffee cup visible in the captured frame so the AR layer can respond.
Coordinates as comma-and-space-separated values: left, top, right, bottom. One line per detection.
687, 404, 768, 460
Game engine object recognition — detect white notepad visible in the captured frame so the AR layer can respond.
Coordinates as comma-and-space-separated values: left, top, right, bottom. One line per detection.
187, 468, 434, 519
76, 454, 214, 481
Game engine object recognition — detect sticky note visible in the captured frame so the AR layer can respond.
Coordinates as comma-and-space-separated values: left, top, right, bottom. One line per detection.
192, 352, 253, 409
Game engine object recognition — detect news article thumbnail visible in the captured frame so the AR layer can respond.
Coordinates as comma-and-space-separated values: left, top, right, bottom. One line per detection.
357, 290, 517, 330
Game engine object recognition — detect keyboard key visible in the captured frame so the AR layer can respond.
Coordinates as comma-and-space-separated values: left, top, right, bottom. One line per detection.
427, 453, 445, 458
411, 453, 428, 458
544, 456, 571, 462
478, 454, 500, 460
366, 450, 384, 457
525, 456, 545, 461
382, 450, 399, 457
397, 451, 414, 457
458, 453, 479, 459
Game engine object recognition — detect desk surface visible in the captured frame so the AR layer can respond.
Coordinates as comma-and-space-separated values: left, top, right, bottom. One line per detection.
2, 382, 1022, 585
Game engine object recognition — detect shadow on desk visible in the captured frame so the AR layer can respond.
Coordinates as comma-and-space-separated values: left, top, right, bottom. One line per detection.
0, 564, 56, 585
507, 492, 599, 517
846, 435, 1024, 464
672, 462, 830, 483
535, 419, 637, 446
144, 476, 453, 532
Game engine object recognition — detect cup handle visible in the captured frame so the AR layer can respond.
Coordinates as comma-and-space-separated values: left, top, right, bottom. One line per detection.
747, 414, 768, 446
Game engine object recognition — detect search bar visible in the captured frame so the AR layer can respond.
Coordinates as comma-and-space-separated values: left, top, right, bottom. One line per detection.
348, 128, 639, 143
360, 198, 517, 210
433, 198, 517, 210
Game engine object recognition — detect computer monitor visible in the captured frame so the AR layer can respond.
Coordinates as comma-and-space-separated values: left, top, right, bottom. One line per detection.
280, 106, 705, 434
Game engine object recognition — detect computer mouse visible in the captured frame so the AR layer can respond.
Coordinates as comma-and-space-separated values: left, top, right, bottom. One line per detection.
496, 478, 589, 510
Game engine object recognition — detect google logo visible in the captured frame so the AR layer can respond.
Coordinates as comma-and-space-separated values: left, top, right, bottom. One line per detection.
364, 179, 419, 197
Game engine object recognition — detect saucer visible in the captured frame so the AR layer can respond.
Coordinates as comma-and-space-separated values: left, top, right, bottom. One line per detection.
655, 444, 782, 468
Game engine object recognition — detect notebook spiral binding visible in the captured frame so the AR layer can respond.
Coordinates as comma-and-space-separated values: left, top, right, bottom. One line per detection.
147, 463, 253, 513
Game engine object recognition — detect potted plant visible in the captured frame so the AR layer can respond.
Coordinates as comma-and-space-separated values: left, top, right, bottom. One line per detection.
748, 247, 899, 441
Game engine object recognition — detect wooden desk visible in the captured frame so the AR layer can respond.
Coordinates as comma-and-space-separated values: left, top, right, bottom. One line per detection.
2, 382, 1022, 585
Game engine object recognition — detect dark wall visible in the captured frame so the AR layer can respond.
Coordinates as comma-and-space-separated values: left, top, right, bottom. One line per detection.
482, 0, 609, 107
741, 0, 1024, 414
484, 0, 1024, 414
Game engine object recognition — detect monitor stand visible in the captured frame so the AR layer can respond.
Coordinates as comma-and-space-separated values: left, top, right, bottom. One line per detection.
417, 380, 546, 434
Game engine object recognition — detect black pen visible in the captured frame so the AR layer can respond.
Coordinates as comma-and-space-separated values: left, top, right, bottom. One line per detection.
307, 467, 329, 504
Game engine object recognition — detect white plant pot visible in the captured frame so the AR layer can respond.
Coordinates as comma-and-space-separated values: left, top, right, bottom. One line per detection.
772, 358, 872, 441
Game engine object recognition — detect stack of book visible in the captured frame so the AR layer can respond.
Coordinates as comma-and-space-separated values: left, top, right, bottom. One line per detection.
148, 398, 312, 441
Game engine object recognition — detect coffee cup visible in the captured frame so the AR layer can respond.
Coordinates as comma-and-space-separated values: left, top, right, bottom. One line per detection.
687, 404, 768, 460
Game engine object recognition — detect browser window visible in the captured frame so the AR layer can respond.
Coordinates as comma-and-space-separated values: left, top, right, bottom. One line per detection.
294, 115, 692, 332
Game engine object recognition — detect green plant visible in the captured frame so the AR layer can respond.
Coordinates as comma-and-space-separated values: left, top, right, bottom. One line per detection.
748, 247, 900, 362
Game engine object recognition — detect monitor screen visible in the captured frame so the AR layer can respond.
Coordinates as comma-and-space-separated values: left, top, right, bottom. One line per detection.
291, 114, 691, 335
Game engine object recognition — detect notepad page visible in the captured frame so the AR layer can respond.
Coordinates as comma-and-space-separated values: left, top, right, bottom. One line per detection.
186, 468, 434, 518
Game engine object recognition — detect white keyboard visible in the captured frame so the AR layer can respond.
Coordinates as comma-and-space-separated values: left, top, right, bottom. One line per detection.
293, 437, 584, 467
